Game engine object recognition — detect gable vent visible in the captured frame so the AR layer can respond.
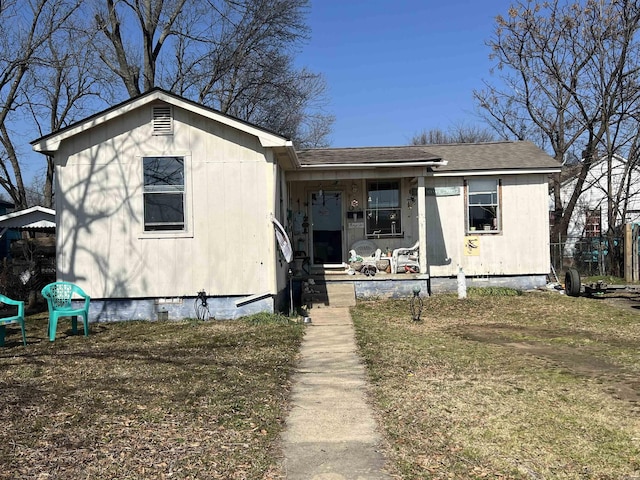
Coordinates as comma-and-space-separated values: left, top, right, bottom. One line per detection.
152, 105, 173, 135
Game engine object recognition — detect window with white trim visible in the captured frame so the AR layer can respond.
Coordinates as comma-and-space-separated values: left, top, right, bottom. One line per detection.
366, 180, 402, 237
143, 156, 185, 231
466, 178, 501, 232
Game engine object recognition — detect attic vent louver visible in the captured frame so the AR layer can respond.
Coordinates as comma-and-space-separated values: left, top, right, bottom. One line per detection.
152, 105, 173, 135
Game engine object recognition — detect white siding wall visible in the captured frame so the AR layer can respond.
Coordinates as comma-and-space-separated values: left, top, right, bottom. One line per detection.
287, 172, 551, 277
427, 174, 550, 276
55, 102, 277, 299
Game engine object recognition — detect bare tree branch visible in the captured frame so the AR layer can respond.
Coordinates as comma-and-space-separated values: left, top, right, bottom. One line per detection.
475, 0, 640, 275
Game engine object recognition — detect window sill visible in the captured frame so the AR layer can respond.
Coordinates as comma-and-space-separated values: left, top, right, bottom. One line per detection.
467, 229, 501, 235
366, 233, 405, 239
138, 230, 194, 239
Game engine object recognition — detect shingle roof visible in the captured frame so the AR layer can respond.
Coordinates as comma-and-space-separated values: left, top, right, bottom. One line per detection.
296, 141, 560, 172
295, 146, 441, 164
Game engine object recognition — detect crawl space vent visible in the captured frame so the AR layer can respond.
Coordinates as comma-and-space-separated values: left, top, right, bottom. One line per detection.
152, 105, 173, 135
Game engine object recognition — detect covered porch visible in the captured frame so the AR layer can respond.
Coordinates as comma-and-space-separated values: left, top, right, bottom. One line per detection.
284, 146, 448, 286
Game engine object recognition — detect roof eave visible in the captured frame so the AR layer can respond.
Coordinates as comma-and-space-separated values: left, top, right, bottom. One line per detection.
273, 141, 301, 170
0, 206, 55, 221
31, 89, 290, 154
434, 167, 562, 177
0, 206, 56, 230
299, 160, 448, 169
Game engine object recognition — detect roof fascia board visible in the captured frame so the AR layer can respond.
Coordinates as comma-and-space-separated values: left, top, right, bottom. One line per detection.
284, 141, 300, 168
271, 142, 301, 170
298, 160, 447, 169
434, 168, 561, 177
32, 90, 289, 154
14, 221, 56, 229
287, 166, 438, 181
161, 94, 289, 147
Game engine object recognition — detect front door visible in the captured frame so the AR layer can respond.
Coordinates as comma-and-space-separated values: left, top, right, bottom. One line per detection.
311, 190, 343, 265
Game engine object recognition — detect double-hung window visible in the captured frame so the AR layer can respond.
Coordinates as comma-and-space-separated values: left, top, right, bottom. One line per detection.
143, 156, 185, 231
467, 178, 500, 232
366, 180, 402, 237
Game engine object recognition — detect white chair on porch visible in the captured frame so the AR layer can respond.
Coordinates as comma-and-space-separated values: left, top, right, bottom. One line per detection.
391, 241, 419, 274
349, 240, 382, 275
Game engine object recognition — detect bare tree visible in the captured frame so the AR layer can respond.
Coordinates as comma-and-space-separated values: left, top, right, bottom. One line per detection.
0, 0, 332, 207
23, 12, 110, 207
92, 0, 333, 146
0, 0, 81, 209
410, 124, 498, 145
25, 171, 46, 207
94, 0, 188, 97
474, 0, 640, 274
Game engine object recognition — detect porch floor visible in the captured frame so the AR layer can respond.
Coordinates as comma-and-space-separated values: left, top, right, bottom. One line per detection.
293, 268, 426, 281
294, 268, 430, 310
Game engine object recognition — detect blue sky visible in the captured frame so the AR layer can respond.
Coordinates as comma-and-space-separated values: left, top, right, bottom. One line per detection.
296, 0, 513, 147
20, 1, 511, 184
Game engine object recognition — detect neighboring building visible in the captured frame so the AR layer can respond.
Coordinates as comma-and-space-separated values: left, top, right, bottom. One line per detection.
0, 206, 56, 235
31, 89, 560, 321
0, 206, 57, 298
553, 155, 640, 269
0, 199, 17, 258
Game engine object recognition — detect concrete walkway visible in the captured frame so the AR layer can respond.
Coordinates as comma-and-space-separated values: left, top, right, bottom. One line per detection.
282, 307, 393, 480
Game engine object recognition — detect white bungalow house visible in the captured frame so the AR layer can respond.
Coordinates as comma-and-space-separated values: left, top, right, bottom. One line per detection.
31, 88, 560, 321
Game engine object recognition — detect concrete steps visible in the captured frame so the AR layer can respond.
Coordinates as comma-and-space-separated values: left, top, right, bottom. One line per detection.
302, 280, 356, 309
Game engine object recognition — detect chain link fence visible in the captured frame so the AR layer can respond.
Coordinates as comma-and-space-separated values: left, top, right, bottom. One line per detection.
550, 236, 620, 279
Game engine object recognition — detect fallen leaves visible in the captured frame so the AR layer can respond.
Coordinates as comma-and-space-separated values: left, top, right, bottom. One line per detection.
0, 317, 303, 479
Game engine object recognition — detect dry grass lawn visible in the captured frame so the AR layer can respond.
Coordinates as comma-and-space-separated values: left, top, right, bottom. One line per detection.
352, 289, 640, 480
3, 289, 640, 480
0, 312, 304, 480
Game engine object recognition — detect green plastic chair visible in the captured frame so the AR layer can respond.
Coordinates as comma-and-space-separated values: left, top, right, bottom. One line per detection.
41, 282, 90, 342
0, 294, 26, 347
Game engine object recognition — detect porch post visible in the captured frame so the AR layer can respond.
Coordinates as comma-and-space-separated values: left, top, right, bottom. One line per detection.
417, 176, 428, 277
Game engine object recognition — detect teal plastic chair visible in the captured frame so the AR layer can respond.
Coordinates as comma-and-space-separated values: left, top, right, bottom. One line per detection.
0, 294, 26, 347
41, 282, 90, 342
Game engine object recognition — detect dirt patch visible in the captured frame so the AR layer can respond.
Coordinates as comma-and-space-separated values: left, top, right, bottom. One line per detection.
354, 295, 640, 478
602, 291, 640, 313
459, 325, 640, 409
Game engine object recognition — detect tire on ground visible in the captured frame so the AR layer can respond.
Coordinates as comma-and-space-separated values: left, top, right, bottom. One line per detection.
565, 268, 581, 297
